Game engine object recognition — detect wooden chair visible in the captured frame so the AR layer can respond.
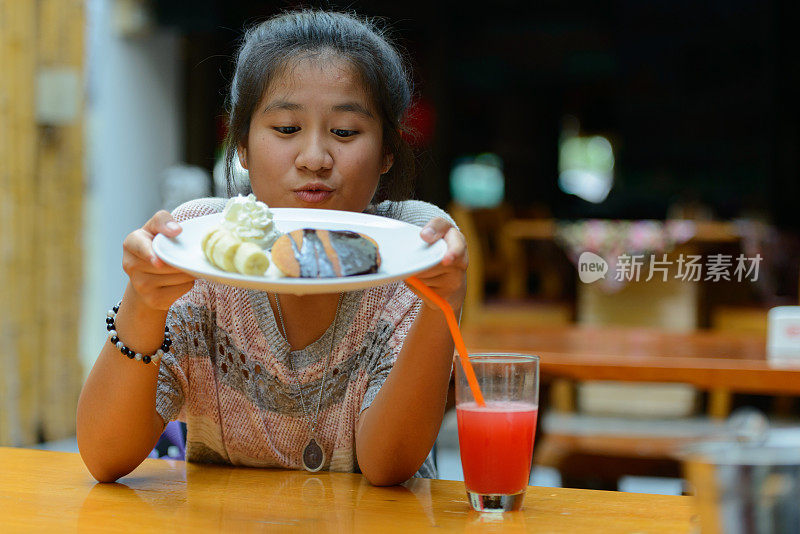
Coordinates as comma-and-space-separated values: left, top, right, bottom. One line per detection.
448, 202, 572, 328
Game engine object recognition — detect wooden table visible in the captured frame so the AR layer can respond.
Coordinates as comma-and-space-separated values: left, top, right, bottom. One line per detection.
1, 447, 694, 533
461, 324, 788, 483
461, 322, 798, 422
461, 324, 797, 395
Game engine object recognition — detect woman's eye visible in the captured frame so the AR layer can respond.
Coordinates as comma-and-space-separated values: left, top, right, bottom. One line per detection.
331, 129, 358, 138
274, 126, 300, 134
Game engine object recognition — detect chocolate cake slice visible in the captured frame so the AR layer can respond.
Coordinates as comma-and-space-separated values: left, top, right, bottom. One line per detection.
271, 229, 380, 278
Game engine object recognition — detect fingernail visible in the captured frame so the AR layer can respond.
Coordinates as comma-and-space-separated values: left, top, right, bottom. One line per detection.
166, 221, 180, 232
421, 227, 436, 240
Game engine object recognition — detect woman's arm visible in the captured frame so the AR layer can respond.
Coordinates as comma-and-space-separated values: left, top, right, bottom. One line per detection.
356, 219, 467, 485
77, 285, 169, 482
77, 211, 194, 482
355, 306, 457, 485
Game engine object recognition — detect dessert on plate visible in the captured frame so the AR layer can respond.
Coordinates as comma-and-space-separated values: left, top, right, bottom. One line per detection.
201, 194, 280, 276
200, 195, 380, 279
271, 229, 381, 278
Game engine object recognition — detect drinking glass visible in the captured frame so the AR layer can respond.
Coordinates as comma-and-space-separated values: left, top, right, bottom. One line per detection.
455, 353, 540, 512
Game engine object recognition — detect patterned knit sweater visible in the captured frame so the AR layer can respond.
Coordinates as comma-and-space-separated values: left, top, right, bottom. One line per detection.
156, 198, 454, 479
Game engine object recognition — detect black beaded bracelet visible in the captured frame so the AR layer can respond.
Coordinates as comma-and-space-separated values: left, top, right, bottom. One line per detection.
106, 302, 171, 364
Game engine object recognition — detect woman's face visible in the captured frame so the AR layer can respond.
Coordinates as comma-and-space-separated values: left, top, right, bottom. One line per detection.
240, 56, 391, 212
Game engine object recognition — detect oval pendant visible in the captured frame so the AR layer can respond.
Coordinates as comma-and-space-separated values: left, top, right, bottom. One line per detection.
302, 437, 326, 472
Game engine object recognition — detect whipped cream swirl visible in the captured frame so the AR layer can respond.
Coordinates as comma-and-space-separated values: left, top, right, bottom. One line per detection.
220, 193, 281, 249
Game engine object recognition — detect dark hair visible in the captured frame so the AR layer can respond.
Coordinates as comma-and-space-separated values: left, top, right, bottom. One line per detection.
224, 9, 415, 204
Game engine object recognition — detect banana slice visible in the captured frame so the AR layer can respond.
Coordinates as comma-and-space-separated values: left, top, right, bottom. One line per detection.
203, 229, 225, 261
211, 231, 242, 272
233, 242, 269, 275
200, 228, 219, 260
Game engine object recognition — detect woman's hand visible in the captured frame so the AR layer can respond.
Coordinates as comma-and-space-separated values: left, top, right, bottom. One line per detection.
122, 210, 196, 311
408, 217, 468, 312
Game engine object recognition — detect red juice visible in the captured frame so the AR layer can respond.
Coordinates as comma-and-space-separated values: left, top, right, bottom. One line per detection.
456, 401, 538, 495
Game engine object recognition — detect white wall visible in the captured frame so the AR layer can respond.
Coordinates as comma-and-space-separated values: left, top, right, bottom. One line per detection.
81, 0, 184, 374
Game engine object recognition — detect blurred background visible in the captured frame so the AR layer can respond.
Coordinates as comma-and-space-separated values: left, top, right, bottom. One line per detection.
1, 0, 799, 495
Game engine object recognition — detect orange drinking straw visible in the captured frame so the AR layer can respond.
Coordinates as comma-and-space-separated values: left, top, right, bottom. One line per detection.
405, 276, 486, 407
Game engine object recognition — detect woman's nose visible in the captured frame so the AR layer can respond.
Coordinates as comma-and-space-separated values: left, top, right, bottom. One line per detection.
295, 133, 334, 172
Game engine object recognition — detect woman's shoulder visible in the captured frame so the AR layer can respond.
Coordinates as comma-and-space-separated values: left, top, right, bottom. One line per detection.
171, 197, 227, 224
372, 200, 456, 228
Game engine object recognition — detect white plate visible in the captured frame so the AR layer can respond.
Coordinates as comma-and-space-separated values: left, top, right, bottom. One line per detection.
152, 208, 447, 295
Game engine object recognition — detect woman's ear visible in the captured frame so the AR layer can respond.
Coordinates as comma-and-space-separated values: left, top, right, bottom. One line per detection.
237, 146, 248, 170
381, 153, 394, 175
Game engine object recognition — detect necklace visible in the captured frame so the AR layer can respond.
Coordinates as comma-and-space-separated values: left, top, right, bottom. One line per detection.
273, 292, 343, 472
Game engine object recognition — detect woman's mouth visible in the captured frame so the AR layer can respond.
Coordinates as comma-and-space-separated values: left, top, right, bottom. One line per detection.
294, 184, 334, 204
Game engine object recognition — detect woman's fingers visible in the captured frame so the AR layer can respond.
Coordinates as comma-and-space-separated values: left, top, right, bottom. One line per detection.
123, 230, 174, 269
420, 217, 453, 244
129, 211, 182, 267
122, 210, 193, 311
420, 220, 468, 268
124, 210, 184, 269
412, 220, 469, 311
441, 227, 468, 268
143, 210, 182, 238
123, 239, 184, 275
144, 210, 182, 266
123, 229, 154, 262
